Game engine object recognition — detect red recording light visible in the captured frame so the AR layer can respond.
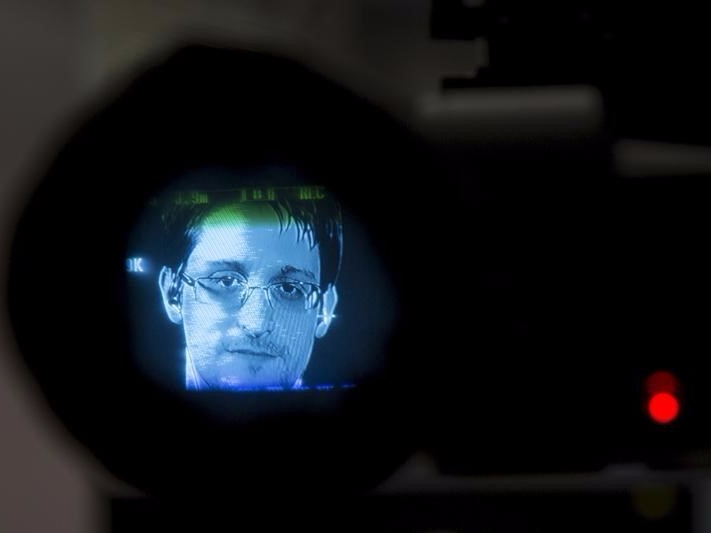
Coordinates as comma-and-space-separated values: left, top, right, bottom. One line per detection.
647, 392, 680, 424
644, 371, 681, 424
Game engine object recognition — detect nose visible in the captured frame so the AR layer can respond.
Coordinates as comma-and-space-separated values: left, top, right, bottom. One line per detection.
236, 287, 274, 338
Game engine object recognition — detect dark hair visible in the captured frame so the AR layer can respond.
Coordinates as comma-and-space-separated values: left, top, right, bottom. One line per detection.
158, 178, 343, 290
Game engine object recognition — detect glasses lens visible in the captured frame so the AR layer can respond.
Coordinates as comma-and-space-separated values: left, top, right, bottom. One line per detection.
196, 272, 247, 306
268, 282, 318, 311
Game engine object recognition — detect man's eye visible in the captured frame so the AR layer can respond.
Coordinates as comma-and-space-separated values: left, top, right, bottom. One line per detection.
217, 276, 238, 288
200, 274, 243, 292
273, 282, 304, 300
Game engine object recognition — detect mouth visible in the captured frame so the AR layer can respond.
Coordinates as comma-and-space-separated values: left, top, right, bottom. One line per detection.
228, 349, 279, 359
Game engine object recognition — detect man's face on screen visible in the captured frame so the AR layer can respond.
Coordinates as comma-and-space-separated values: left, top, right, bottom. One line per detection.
168, 203, 324, 389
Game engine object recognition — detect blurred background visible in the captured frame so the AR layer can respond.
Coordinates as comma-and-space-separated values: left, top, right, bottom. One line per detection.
4, 1, 711, 531
0, 2, 482, 531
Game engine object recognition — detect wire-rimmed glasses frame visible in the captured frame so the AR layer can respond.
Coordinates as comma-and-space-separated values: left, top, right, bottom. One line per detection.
178, 269, 323, 312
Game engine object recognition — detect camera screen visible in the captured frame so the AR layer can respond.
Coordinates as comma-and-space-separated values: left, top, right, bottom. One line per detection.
126, 168, 396, 394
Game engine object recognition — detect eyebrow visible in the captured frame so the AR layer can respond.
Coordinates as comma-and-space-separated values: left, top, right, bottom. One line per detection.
200, 260, 248, 276
281, 265, 317, 281
197, 261, 316, 281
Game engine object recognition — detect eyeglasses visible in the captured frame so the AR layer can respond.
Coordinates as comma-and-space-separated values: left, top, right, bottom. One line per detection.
179, 270, 322, 312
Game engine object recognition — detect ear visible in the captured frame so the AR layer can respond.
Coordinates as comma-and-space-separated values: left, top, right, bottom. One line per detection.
315, 284, 338, 339
159, 266, 183, 325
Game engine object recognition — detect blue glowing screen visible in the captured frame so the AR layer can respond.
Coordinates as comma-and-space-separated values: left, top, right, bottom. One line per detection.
127, 171, 395, 394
